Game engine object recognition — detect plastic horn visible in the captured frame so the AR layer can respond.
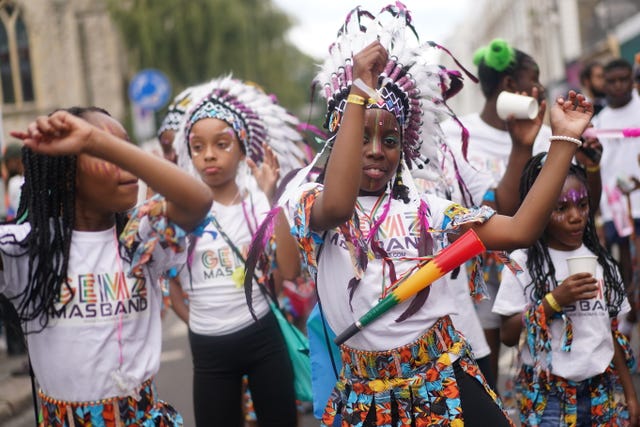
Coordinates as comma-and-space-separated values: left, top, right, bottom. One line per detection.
334, 229, 486, 346
583, 128, 640, 139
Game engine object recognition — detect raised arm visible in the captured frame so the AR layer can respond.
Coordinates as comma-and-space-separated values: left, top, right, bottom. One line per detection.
469, 92, 594, 251
575, 133, 603, 213
310, 41, 389, 231
12, 111, 213, 232
492, 88, 546, 215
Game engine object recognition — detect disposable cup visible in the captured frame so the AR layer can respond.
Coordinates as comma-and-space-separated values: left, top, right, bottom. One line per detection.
566, 255, 598, 276
496, 91, 539, 120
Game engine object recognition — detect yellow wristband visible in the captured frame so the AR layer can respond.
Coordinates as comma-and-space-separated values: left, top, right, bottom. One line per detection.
544, 293, 562, 312
585, 164, 601, 173
346, 94, 366, 106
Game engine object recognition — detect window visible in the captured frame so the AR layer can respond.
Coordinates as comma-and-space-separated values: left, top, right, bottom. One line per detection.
0, 1, 34, 105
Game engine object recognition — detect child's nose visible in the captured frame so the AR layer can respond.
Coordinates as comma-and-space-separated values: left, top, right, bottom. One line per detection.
204, 143, 217, 159
367, 138, 383, 157
567, 206, 584, 222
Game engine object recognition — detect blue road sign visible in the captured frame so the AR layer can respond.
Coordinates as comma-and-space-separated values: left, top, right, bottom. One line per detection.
128, 69, 171, 111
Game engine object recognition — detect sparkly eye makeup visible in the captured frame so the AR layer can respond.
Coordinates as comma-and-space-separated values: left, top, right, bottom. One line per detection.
365, 110, 400, 150
559, 188, 588, 204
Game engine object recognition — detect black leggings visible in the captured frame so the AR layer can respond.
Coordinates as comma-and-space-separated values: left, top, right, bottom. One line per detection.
189, 311, 297, 427
454, 361, 512, 427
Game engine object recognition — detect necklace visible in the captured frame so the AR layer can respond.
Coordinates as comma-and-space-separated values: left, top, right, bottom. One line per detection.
355, 192, 388, 241
110, 228, 140, 398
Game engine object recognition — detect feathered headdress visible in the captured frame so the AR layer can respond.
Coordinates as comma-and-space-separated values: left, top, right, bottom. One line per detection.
158, 86, 200, 137
313, 2, 476, 180
173, 75, 306, 177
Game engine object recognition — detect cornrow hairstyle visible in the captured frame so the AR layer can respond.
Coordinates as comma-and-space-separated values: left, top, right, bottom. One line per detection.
8, 106, 132, 331
519, 153, 625, 316
473, 39, 537, 98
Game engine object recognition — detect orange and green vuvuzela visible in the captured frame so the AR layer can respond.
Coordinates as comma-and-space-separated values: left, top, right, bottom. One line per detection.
335, 230, 486, 345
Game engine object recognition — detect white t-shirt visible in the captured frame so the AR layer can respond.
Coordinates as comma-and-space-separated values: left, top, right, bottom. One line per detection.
412, 175, 490, 358
441, 113, 551, 190
179, 193, 270, 335
592, 94, 640, 222
7, 175, 23, 217
492, 245, 629, 381
293, 183, 475, 351
0, 220, 185, 401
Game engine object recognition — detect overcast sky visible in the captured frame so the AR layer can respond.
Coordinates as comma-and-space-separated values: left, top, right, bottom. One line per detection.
272, 0, 471, 59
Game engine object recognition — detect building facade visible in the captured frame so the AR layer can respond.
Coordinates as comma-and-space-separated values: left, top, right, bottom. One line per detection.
444, 0, 640, 115
0, 0, 126, 147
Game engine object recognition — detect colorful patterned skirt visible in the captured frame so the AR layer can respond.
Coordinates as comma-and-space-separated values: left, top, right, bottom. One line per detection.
515, 364, 629, 427
322, 315, 512, 426
38, 379, 183, 427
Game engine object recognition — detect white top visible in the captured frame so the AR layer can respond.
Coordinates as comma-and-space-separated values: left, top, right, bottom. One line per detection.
293, 183, 467, 351
445, 269, 491, 358
0, 221, 185, 401
412, 173, 490, 358
7, 175, 23, 217
492, 245, 629, 381
179, 193, 271, 335
592, 94, 640, 222
441, 113, 551, 190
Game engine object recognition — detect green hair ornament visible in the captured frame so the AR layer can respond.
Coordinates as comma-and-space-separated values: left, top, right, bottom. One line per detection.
473, 38, 515, 72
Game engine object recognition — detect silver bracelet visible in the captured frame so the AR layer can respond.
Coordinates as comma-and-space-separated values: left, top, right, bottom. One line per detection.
549, 135, 582, 146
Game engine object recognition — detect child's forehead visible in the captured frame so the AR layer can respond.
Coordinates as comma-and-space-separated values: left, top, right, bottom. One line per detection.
86, 112, 128, 139
559, 176, 588, 202
364, 109, 400, 128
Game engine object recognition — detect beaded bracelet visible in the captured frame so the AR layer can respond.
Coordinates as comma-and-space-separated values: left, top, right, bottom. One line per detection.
549, 135, 582, 146
346, 94, 366, 106
544, 292, 562, 312
585, 164, 601, 173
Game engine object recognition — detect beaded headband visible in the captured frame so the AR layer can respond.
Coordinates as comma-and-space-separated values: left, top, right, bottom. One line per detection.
157, 87, 197, 137
174, 76, 306, 176
185, 96, 249, 154
314, 2, 476, 172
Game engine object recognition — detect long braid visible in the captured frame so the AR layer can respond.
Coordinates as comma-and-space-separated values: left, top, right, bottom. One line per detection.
9, 106, 133, 331
10, 150, 77, 331
520, 153, 625, 315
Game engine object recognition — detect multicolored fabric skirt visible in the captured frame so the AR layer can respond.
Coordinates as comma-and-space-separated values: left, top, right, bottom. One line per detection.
515, 364, 629, 427
38, 379, 183, 427
322, 315, 512, 426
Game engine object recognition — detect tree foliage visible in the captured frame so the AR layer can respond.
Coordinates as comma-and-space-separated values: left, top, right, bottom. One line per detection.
107, 0, 319, 115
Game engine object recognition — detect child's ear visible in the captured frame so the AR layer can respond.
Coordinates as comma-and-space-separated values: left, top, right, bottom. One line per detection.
500, 75, 517, 93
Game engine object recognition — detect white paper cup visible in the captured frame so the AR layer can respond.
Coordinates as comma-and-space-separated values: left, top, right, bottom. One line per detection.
566, 255, 598, 276
496, 91, 539, 120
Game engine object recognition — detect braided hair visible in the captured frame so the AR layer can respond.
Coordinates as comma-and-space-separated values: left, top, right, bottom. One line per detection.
519, 153, 625, 316
9, 106, 131, 331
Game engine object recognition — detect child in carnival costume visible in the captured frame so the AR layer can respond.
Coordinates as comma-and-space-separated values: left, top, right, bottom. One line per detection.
4, 106, 213, 427
245, 3, 597, 426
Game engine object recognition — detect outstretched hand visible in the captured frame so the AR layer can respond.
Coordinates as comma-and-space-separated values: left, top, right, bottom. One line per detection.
549, 91, 594, 139
10, 111, 95, 156
506, 86, 547, 148
247, 143, 280, 203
